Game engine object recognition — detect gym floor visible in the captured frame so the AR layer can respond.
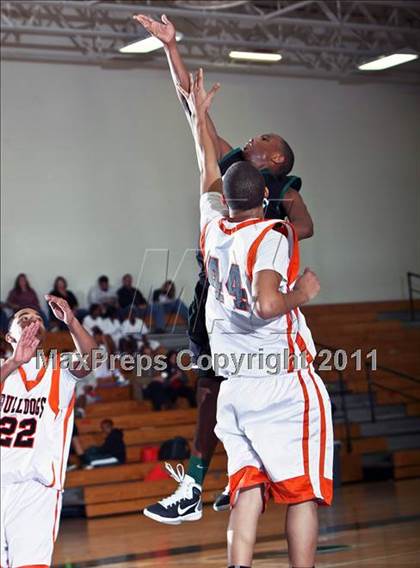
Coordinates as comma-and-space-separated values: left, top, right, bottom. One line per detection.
53, 477, 420, 567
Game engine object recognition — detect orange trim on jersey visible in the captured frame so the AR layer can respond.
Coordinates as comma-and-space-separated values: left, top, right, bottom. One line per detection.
245, 221, 280, 281
270, 475, 317, 505
218, 217, 267, 236
48, 352, 61, 417
46, 462, 56, 488
297, 371, 310, 479
199, 221, 210, 267
286, 311, 296, 372
59, 394, 75, 489
295, 332, 314, 365
308, 367, 333, 505
52, 490, 61, 544
18, 359, 48, 392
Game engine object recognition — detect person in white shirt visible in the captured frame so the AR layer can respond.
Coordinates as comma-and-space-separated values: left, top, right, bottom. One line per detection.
0, 298, 97, 567
100, 306, 123, 348
121, 313, 160, 351
82, 303, 105, 335
87, 275, 117, 311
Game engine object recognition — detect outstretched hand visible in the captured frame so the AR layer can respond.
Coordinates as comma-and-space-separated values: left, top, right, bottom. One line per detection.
133, 13, 176, 46
12, 322, 41, 366
45, 295, 74, 326
177, 68, 220, 118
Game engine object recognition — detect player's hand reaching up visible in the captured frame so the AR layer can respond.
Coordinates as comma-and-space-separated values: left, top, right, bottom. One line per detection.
133, 13, 176, 46
294, 268, 321, 303
177, 68, 220, 119
45, 295, 75, 326
12, 322, 41, 366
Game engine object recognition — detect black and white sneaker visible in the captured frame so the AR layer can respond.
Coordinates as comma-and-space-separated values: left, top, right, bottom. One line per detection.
143, 463, 202, 525
213, 485, 230, 512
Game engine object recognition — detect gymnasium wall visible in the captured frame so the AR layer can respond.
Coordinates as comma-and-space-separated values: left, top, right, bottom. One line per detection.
1, 60, 419, 308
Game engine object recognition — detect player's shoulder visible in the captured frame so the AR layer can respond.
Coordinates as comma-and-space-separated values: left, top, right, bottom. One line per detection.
219, 147, 243, 175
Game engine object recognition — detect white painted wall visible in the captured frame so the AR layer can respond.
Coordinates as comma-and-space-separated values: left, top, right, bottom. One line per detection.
1, 60, 419, 309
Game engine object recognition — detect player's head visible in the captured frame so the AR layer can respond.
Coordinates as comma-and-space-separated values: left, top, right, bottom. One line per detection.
122, 273, 132, 288
223, 162, 268, 213
100, 418, 114, 434
242, 133, 294, 176
98, 275, 109, 291
6, 308, 46, 348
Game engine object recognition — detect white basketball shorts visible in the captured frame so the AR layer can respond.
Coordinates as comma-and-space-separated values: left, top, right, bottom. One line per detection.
215, 366, 334, 508
1, 480, 62, 567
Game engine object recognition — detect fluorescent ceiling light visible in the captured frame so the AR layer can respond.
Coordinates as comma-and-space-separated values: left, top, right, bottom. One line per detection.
120, 32, 183, 54
229, 50, 282, 62
358, 53, 418, 71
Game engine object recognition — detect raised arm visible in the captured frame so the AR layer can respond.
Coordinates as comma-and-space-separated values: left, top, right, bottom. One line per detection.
45, 295, 97, 379
1, 322, 40, 383
178, 69, 221, 195
133, 14, 232, 159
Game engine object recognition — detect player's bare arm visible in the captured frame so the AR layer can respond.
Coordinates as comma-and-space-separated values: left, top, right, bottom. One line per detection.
133, 13, 231, 159
178, 69, 222, 195
0, 321, 40, 383
253, 267, 320, 319
282, 188, 314, 239
45, 294, 97, 379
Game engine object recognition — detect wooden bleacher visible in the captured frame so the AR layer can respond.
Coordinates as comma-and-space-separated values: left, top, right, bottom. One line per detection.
60, 300, 419, 517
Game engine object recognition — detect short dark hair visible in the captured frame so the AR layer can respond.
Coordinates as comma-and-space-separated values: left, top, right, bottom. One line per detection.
278, 138, 294, 176
101, 419, 114, 429
98, 275, 108, 284
223, 162, 265, 212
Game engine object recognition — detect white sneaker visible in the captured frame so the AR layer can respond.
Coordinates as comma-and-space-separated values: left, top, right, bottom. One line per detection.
143, 463, 203, 525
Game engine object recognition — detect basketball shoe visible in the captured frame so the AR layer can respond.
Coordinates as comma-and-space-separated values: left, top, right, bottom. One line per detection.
143, 463, 202, 525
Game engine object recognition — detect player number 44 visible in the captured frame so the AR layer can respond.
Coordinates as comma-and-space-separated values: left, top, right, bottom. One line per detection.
208, 257, 249, 311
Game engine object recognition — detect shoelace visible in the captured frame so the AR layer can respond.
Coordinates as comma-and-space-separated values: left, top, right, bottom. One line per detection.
159, 463, 192, 508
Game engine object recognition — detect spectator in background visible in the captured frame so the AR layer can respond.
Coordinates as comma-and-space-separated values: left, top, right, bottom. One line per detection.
82, 419, 126, 468
48, 276, 79, 330
152, 280, 189, 330
100, 306, 123, 350
165, 350, 196, 408
143, 374, 172, 411
0, 304, 10, 334
120, 312, 160, 352
117, 274, 147, 316
90, 326, 128, 386
117, 273, 165, 333
82, 304, 104, 335
88, 275, 117, 312
6, 273, 48, 326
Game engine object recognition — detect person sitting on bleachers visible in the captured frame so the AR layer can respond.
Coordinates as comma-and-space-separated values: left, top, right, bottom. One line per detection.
87, 275, 117, 312
152, 280, 189, 330
48, 276, 80, 330
120, 312, 160, 352
165, 350, 196, 408
91, 327, 128, 386
75, 384, 102, 418
6, 273, 49, 327
82, 303, 104, 335
100, 306, 123, 350
82, 419, 126, 469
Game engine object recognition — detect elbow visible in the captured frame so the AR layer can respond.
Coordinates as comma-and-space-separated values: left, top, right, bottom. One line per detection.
297, 221, 314, 240
255, 299, 278, 320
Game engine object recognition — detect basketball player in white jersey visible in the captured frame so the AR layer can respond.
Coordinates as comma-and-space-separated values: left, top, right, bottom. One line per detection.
0, 297, 97, 567
179, 72, 333, 568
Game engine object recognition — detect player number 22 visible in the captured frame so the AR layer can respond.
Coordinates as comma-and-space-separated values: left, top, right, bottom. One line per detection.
0, 417, 37, 448
208, 257, 249, 311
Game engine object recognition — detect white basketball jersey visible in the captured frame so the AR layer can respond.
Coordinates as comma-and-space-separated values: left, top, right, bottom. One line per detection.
201, 217, 316, 378
0, 353, 76, 490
